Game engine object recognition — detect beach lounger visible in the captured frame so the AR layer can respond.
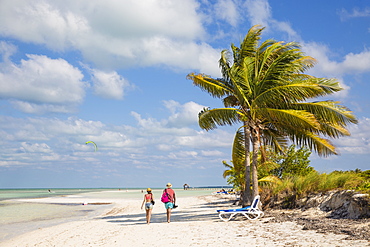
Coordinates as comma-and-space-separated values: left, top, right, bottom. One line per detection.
211, 191, 228, 195
217, 195, 264, 221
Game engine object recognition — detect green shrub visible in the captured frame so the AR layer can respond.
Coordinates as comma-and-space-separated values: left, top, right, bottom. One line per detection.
291, 171, 320, 197
260, 169, 369, 203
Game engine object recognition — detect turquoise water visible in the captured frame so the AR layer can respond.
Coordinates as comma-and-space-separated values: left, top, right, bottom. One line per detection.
0, 188, 107, 201
0, 188, 219, 242
0, 189, 110, 242
0, 187, 221, 201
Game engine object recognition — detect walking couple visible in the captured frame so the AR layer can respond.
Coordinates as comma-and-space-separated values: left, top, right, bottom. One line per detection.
141, 183, 176, 224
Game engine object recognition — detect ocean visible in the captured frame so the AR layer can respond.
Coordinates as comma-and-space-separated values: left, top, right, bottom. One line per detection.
0, 188, 222, 242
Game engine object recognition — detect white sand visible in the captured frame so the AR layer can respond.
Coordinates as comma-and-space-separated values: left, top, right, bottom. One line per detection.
2, 194, 369, 247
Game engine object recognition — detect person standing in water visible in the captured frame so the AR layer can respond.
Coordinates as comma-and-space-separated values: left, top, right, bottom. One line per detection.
141, 188, 154, 224
162, 183, 176, 223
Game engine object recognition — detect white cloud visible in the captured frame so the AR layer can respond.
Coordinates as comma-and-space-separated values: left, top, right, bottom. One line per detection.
244, 0, 271, 27
338, 7, 370, 21
130, 112, 164, 131
0, 0, 72, 49
241, 0, 370, 81
201, 150, 224, 157
198, 43, 222, 77
240, 0, 370, 81
243, 0, 298, 40
303, 42, 370, 76
333, 117, 370, 154
164, 100, 204, 128
340, 51, 370, 73
0, 54, 86, 113
301, 42, 370, 99
174, 129, 233, 149
168, 150, 198, 159
138, 37, 220, 76
10, 101, 76, 114
214, 0, 239, 27
19, 142, 52, 153
0, 0, 219, 74
128, 100, 235, 149
84, 0, 204, 41
300, 43, 350, 99
156, 144, 175, 152
0, 41, 17, 62
302, 42, 338, 76
271, 20, 299, 40
0, 100, 234, 168
91, 70, 131, 100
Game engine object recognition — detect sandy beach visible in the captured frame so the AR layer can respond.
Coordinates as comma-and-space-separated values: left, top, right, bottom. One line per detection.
2, 193, 369, 247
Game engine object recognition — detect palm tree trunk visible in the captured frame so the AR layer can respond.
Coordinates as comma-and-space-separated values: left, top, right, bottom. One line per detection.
243, 123, 252, 206
251, 127, 259, 198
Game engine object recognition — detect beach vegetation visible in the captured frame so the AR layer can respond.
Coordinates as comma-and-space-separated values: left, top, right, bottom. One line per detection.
224, 145, 370, 206
223, 144, 311, 197
269, 145, 313, 178
260, 169, 369, 208
188, 25, 358, 207
222, 160, 245, 192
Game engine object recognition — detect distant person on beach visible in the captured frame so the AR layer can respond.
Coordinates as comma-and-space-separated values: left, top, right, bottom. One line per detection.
162, 183, 176, 223
141, 188, 154, 224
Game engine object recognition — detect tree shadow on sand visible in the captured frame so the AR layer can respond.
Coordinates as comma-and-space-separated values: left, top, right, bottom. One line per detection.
100, 209, 221, 226
193, 197, 237, 209
99, 197, 236, 226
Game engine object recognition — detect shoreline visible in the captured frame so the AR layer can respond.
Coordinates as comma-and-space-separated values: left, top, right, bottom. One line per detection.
0, 200, 113, 242
2, 194, 369, 246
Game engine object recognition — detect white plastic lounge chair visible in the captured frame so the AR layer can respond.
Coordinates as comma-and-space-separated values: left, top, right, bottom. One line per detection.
217, 195, 264, 221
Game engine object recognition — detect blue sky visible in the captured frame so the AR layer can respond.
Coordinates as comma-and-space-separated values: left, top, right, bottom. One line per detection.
0, 0, 369, 189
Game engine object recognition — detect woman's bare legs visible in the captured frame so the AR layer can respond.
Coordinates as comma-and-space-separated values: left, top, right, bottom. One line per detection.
146, 209, 152, 224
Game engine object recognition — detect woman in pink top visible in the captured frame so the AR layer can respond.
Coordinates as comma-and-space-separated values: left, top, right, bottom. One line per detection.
141, 188, 154, 224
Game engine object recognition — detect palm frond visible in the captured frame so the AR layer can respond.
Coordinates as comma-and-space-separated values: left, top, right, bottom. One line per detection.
222, 160, 234, 178
219, 49, 231, 81
258, 161, 280, 175
318, 121, 351, 138
258, 175, 282, 185
254, 78, 341, 107
232, 128, 246, 166
260, 126, 288, 153
229, 70, 252, 108
289, 131, 337, 157
187, 73, 232, 98
198, 108, 241, 130
292, 101, 358, 125
223, 95, 239, 107
256, 108, 320, 131
255, 42, 309, 89
238, 25, 264, 62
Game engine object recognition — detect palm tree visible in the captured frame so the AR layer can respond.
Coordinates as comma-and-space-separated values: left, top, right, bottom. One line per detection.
187, 25, 357, 206
223, 130, 281, 204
